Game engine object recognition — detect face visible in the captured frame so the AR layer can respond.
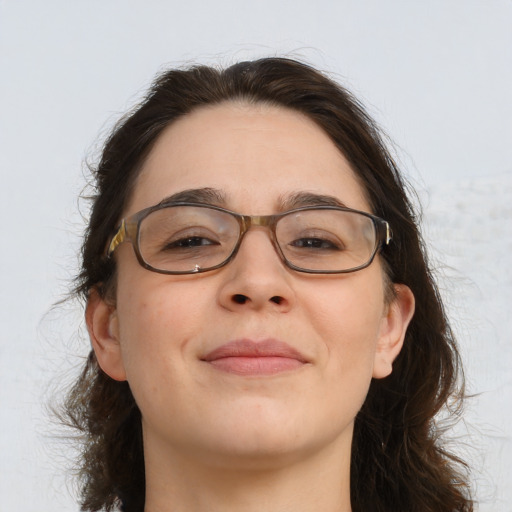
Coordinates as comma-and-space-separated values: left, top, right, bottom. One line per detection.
88, 103, 413, 470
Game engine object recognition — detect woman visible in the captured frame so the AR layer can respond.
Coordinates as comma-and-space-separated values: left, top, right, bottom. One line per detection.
65, 58, 472, 511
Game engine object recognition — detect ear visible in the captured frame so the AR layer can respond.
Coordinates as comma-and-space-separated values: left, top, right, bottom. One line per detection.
85, 288, 127, 381
372, 284, 415, 379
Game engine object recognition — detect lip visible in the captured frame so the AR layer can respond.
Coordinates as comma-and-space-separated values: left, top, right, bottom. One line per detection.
201, 339, 309, 376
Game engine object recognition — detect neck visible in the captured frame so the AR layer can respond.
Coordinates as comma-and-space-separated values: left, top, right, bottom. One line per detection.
143, 429, 353, 512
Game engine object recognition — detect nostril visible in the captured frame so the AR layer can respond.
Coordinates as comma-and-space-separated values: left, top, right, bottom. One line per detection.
233, 294, 248, 304
231, 294, 285, 306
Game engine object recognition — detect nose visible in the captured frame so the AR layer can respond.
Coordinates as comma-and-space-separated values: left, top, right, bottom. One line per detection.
217, 228, 295, 312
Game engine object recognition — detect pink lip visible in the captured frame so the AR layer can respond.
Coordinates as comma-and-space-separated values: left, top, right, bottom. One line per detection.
201, 339, 309, 376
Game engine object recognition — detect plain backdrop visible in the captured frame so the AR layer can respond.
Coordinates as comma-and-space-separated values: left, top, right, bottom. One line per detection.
1, 1, 511, 510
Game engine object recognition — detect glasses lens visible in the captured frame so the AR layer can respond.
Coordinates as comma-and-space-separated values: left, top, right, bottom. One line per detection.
276, 209, 378, 272
138, 206, 240, 272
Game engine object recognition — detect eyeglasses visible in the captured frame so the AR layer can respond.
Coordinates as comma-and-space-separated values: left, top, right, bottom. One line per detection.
106, 202, 391, 275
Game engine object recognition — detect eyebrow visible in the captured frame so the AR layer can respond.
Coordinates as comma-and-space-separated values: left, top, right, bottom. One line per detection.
278, 191, 348, 210
156, 188, 348, 211
157, 188, 227, 206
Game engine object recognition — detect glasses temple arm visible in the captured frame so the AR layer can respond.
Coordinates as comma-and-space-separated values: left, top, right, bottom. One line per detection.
106, 220, 127, 257
385, 222, 392, 245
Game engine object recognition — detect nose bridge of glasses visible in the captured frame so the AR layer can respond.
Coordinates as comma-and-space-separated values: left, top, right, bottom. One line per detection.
245, 214, 274, 228
240, 214, 279, 239
237, 214, 281, 253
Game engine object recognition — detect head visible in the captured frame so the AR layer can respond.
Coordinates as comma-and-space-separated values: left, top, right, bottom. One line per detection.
69, 58, 470, 511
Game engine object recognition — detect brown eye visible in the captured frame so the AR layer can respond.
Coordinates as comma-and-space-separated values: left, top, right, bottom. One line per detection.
289, 237, 342, 250
164, 236, 219, 250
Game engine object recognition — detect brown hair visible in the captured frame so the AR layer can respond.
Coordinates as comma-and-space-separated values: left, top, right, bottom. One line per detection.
64, 58, 472, 511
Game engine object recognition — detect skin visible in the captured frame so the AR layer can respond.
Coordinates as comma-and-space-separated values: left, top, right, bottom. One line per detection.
87, 103, 415, 512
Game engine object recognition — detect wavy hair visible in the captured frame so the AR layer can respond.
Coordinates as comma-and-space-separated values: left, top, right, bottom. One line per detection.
63, 58, 472, 511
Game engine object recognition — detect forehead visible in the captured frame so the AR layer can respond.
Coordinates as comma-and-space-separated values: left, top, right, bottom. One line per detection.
128, 102, 370, 215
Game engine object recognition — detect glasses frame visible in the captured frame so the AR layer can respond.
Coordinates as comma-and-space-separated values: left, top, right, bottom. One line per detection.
106, 201, 392, 275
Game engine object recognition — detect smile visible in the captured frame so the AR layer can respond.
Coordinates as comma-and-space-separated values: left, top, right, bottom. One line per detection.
201, 339, 309, 376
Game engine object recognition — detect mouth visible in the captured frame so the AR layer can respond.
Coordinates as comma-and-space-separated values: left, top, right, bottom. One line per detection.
201, 339, 309, 376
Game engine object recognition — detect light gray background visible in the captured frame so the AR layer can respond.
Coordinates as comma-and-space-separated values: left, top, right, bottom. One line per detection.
1, 1, 511, 510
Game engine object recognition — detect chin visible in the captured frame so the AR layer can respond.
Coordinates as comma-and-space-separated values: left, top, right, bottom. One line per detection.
199, 434, 320, 471
187, 410, 351, 471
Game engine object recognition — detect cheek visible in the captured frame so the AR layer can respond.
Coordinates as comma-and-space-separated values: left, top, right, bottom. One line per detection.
114, 274, 204, 378
113, 281, 206, 424
304, 274, 386, 377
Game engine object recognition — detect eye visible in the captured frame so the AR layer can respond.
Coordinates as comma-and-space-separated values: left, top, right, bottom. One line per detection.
163, 235, 219, 250
290, 236, 343, 250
